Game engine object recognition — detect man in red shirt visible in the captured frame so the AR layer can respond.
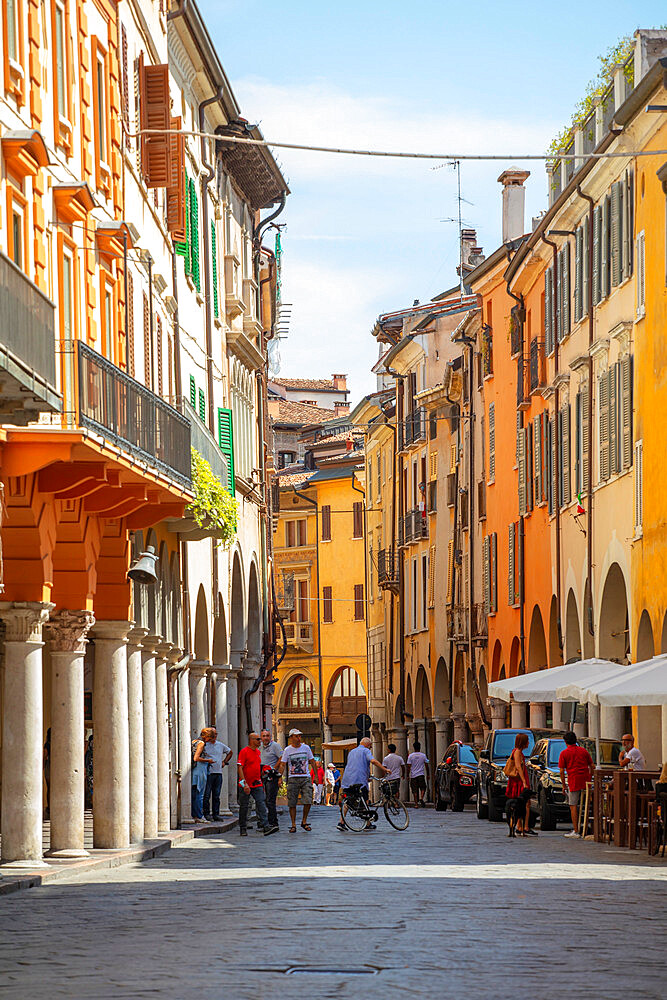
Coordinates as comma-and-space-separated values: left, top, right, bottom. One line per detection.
237, 732, 279, 837
558, 731, 594, 839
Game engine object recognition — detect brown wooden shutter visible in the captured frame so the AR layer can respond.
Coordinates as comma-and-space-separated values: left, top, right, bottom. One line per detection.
166, 116, 186, 238
139, 58, 172, 187
581, 382, 590, 493
321, 504, 331, 541
323, 586, 332, 623
354, 584, 364, 620
121, 24, 130, 147
353, 501, 363, 538
298, 520, 307, 546
517, 426, 527, 516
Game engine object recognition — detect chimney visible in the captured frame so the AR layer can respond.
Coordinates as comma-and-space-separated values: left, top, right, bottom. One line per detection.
332, 374, 347, 391
334, 401, 350, 416
498, 168, 530, 243
460, 228, 477, 268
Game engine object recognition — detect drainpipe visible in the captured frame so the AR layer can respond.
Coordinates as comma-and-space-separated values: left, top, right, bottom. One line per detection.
384, 416, 398, 702
540, 232, 563, 661
577, 184, 596, 641
386, 365, 408, 725
294, 486, 325, 748
444, 375, 460, 713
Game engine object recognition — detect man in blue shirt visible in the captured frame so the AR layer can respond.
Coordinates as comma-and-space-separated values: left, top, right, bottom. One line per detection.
338, 738, 388, 831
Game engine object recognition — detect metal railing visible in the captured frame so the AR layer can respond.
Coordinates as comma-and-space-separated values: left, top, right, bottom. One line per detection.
529, 337, 544, 392
447, 604, 468, 643
378, 547, 400, 587
0, 249, 59, 408
179, 397, 228, 488
472, 603, 488, 643
399, 406, 427, 450
517, 355, 529, 407
78, 341, 191, 488
402, 506, 428, 543
284, 621, 313, 645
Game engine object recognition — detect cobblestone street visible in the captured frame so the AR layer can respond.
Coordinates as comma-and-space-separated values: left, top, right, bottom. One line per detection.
1, 806, 666, 999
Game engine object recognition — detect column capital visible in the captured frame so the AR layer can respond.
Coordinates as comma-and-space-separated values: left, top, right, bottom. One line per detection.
166, 646, 184, 668
0, 601, 54, 642
127, 626, 150, 647
91, 620, 132, 643
487, 697, 508, 710
141, 633, 163, 655
46, 610, 96, 653
450, 712, 466, 724
190, 659, 211, 677
466, 713, 483, 732
155, 641, 173, 661
433, 716, 450, 733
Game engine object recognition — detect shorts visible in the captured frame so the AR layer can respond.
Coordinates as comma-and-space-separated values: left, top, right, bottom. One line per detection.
410, 775, 426, 794
568, 789, 582, 806
287, 777, 313, 807
388, 779, 401, 797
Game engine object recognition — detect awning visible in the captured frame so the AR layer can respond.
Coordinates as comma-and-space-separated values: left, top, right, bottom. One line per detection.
322, 738, 358, 750
556, 655, 667, 706
487, 658, 617, 703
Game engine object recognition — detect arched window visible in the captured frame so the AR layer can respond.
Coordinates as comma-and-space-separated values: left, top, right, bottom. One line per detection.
332, 667, 365, 698
231, 359, 255, 479
327, 667, 367, 725
284, 675, 319, 711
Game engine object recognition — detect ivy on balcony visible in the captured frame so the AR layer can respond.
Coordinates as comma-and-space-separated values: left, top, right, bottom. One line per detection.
189, 449, 238, 546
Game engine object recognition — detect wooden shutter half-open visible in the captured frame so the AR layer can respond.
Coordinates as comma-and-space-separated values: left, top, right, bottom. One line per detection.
482, 536, 490, 614
139, 59, 172, 188
166, 117, 186, 239
488, 402, 495, 481
490, 532, 497, 613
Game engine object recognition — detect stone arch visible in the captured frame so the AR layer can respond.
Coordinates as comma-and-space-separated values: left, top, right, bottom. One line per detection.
548, 595, 562, 668
598, 562, 629, 662
565, 589, 581, 663
212, 594, 228, 664
527, 605, 548, 672
433, 656, 449, 717
509, 636, 521, 677
170, 552, 182, 648
414, 664, 432, 719
281, 671, 319, 712
582, 578, 595, 658
193, 584, 209, 662
327, 665, 367, 726
404, 673, 414, 721
159, 541, 170, 641
491, 639, 503, 682
145, 528, 159, 634
452, 651, 465, 713
247, 560, 261, 659
230, 549, 245, 668
478, 663, 489, 703
662, 612, 667, 654
636, 609, 654, 662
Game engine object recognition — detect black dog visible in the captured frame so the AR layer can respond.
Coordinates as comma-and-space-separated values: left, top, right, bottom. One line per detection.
506, 796, 522, 838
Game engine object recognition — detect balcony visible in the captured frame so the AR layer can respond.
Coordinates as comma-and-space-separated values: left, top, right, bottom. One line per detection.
482, 324, 493, 378
78, 341, 191, 488
402, 506, 428, 544
378, 547, 399, 591
472, 603, 488, 644
167, 398, 230, 538
0, 250, 61, 424
284, 621, 313, 650
399, 406, 426, 450
447, 604, 468, 645
529, 338, 545, 393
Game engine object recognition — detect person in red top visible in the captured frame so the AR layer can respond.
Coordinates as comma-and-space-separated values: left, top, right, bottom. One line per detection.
237, 732, 278, 837
558, 731, 594, 839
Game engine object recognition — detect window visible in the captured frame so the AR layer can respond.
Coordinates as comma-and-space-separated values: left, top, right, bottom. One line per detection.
421, 553, 427, 628
100, 276, 115, 363
278, 451, 296, 469
143, 293, 151, 388
322, 586, 332, 623
354, 583, 364, 621
634, 440, 643, 532
285, 675, 318, 711
508, 522, 519, 607
52, 0, 71, 141
352, 501, 363, 538
198, 387, 205, 422
7, 189, 26, 270
93, 42, 109, 168
636, 230, 645, 317
331, 667, 365, 699
376, 452, 381, 500
575, 384, 590, 497
127, 270, 135, 376
3, 0, 25, 101
296, 580, 309, 622
483, 533, 498, 614
58, 237, 77, 427
6, 0, 19, 62
558, 403, 571, 506
321, 504, 331, 541
286, 520, 307, 547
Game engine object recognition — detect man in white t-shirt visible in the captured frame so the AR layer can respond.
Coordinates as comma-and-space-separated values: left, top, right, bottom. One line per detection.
203, 729, 233, 820
278, 729, 317, 832
619, 733, 646, 771
406, 741, 430, 807
382, 743, 405, 800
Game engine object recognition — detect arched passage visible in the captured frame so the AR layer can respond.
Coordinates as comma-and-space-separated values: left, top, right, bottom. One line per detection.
230, 551, 245, 668
527, 605, 548, 672
327, 666, 367, 735
636, 610, 654, 662
509, 636, 521, 677
212, 594, 228, 664
478, 663, 489, 704
247, 561, 261, 659
193, 585, 209, 662
491, 640, 503, 682
565, 589, 581, 663
548, 595, 562, 668
433, 657, 449, 717
582, 579, 595, 658
598, 563, 629, 662
414, 665, 432, 720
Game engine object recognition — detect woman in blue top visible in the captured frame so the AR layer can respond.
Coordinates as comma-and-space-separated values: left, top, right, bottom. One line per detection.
192, 728, 215, 822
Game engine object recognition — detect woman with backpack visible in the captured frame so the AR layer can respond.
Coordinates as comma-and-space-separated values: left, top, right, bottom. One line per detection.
505, 732, 536, 837
192, 727, 215, 822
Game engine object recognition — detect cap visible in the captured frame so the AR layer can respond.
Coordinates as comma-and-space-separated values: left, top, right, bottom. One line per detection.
288, 728, 303, 736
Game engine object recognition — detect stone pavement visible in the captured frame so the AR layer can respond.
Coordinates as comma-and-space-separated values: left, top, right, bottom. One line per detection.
0, 804, 665, 999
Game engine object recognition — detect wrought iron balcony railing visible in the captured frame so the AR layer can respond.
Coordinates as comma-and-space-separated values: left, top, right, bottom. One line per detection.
472, 602, 488, 643
378, 547, 400, 588
447, 604, 468, 643
0, 250, 61, 421
402, 506, 428, 544
78, 341, 191, 488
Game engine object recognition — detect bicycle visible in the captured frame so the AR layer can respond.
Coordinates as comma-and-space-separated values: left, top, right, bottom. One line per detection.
339, 777, 410, 832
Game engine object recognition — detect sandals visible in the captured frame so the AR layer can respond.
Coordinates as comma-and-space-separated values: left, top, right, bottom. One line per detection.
289, 826, 297, 833
301, 823, 312, 832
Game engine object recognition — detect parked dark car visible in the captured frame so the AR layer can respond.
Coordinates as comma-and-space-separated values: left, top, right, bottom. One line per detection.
476, 728, 564, 821
527, 736, 623, 829
435, 742, 479, 811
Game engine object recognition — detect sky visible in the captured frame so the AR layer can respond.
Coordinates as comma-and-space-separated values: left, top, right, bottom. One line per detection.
201, 0, 667, 404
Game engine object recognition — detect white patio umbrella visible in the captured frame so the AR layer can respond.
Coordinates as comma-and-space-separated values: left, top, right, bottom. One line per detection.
556, 655, 667, 707
487, 658, 616, 704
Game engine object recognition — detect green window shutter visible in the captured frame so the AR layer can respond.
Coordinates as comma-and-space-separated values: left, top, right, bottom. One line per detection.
217, 407, 236, 493
517, 426, 527, 517
190, 178, 200, 292
547, 415, 554, 515
189, 374, 196, 409
175, 170, 189, 259
624, 169, 634, 280
483, 535, 490, 614
556, 252, 563, 342
211, 222, 219, 319
491, 532, 497, 613
561, 243, 570, 338
198, 387, 205, 422
601, 195, 610, 298
488, 402, 495, 481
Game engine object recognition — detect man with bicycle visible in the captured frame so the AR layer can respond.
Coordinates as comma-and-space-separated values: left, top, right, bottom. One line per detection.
338, 737, 389, 832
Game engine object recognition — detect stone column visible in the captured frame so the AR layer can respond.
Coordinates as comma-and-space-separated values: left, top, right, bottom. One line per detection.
322, 723, 332, 766
488, 697, 507, 730
46, 610, 95, 858
91, 621, 131, 849
466, 714, 485, 748
155, 643, 172, 833
0, 601, 53, 867
141, 635, 160, 840
600, 705, 625, 741
451, 712, 468, 743
177, 665, 193, 823
214, 665, 232, 815
391, 726, 409, 802
166, 648, 183, 830
226, 668, 240, 808
371, 726, 383, 802
126, 627, 148, 844
511, 701, 528, 727
529, 701, 548, 729
434, 717, 450, 765
189, 660, 209, 739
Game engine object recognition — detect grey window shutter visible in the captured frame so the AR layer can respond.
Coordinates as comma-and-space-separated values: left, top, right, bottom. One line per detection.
489, 402, 495, 481
611, 182, 621, 287
574, 226, 583, 322
508, 522, 515, 606
515, 409, 521, 464
602, 195, 610, 298
626, 169, 634, 277
556, 250, 563, 342
518, 426, 527, 517
562, 404, 571, 505
621, 353, 633, 470
534, 415, 542, 502
599, 371, 610, 481
547, 415, 554, 515
483, 535, 490, 613
592, 206, 601, 305
581, 380, 590, 492
491, 532, 497, 613
545, 266, 553, 355
527, 420, 534, 511
562, 242, 571, 336
575, 390, 581, 496
609, 364, 619, 476
582, 216, 590, 317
